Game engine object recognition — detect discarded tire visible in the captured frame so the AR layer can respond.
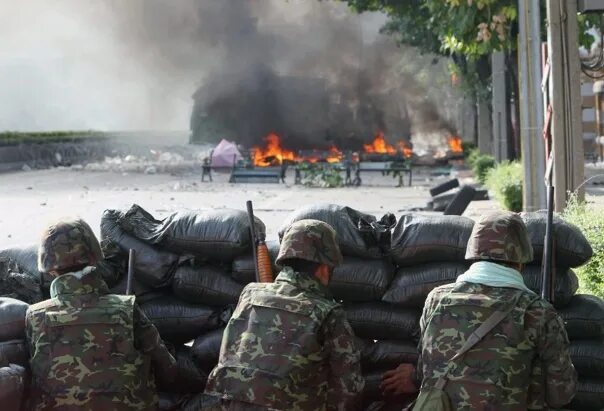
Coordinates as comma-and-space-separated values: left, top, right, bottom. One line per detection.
521, 266, 578, 308
0, 340, 27, 368
0, 298, 28, 341
101, 210, 180, 288
558, 295, 604, 340
0, 364, 26, 411
382, 263, 468, 307
390, 214, 474, 265
330, 258, 395, 302
344, 303, 421, 341
140, 297, 225, 344
158, 346, 208, 394
278, 204, 385, 259
191, 328, 224, 372
569, 379, 604, 411
521, 212, 593, 268
118, 204, 265, 262
570, 340, 604, 379
172, 265, 243, 306
360, 339, 419, 371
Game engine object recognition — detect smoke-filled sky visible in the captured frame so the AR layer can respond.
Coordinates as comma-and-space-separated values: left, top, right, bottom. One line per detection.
0, 0, 457, 147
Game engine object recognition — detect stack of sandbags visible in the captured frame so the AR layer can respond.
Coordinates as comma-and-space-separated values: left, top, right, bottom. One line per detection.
0, 297, 29, 411
101, 204, 266, 403
557, 295, 604, 410
0, 246, 44, 303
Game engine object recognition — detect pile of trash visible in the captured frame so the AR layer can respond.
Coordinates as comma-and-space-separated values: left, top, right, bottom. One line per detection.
0, 203, 601, 410
78, 148, 212, 175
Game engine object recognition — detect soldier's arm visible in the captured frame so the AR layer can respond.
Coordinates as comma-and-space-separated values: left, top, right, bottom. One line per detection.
133, 303, 177, 381
323, 307, 364, 411
534, 304, 577, 408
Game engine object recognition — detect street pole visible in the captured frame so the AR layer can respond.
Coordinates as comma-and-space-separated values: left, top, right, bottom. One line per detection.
518, 0, 546, 211
546, 0, 585, 211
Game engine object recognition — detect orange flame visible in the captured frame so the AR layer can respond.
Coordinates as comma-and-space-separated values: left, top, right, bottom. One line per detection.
326, 145, 343, 163
252, 133, 299, 166
448, 136, 463, 153
363, 132, 412, 158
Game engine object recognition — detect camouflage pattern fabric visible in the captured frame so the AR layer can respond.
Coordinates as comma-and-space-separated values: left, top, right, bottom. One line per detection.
205, 266, 364, 411
276, 219, 343, 268
38, 218, 103, 274
26, 267, 160, 411
416, 281, 577, 410
465, 211, 534, 264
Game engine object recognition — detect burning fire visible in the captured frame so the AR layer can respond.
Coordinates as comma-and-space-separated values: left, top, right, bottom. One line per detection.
363, 132, 412, 158
448, 136, 463, 153
252, 133, 299, 166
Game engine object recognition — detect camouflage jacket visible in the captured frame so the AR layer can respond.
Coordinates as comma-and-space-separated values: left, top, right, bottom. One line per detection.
416, 280, 577, 410
205, 267, 364, 411
25, 267, 176, 411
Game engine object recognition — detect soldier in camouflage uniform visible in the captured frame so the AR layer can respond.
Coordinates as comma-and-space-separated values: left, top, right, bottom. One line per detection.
205, 219, 364, 411
25, 218, 177, 411
381, 211, 577, 410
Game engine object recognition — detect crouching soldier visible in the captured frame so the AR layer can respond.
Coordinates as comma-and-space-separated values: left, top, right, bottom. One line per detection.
205, 219, 364, 410
26, 218, 176, 411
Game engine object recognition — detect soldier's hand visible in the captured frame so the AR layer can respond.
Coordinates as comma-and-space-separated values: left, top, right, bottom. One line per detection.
380, 363, 417, 396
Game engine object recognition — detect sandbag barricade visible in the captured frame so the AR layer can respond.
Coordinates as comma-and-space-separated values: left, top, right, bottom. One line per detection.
278, 204, 390, 259
172, 264, 243, 306
558, 295, 604, 340
191, 328, 225, 372
521, 266, 579, 308
0, 364, 27, 411
330, 258, 395, 302
117, 204, 265, 262
0, 247, 44, 303
231, 240, 280, 285
158, 345, 208, 394
344, 303, 421, 341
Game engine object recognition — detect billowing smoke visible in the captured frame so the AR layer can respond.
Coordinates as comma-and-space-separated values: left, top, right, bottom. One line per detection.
0, 0, 457, 149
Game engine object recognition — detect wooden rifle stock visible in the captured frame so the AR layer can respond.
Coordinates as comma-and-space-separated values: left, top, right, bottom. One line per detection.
246, 201, 273, 283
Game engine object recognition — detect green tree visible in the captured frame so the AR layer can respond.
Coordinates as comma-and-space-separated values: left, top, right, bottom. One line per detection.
342, 0, 600, 99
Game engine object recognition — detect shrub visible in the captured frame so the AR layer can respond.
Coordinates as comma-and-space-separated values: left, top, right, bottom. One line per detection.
563, 194, 604, 298
484, 161, 523, 212
298, 163, 343, 188
472, 154, 497, 185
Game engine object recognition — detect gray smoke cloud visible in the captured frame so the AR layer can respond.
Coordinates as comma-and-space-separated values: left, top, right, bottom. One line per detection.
0, 0, 457, 149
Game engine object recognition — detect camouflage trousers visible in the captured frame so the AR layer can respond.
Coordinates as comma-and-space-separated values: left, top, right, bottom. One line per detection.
204, 399, 277, 411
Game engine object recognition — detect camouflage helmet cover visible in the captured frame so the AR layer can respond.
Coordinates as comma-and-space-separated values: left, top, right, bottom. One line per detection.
465, 211, 534, 264
38, 218, 103, 273
276, 219, 343, 268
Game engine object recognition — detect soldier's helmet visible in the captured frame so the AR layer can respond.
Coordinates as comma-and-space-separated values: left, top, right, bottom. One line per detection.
38, 218, 103, 274
465, 211, 533, 264
276, 219, 343, 268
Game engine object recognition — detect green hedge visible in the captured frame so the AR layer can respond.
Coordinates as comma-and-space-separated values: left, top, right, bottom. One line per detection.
467, 149, 496, 185
485, 161, 523, 212
563, 195, 604, 298
0, 131, 104, 145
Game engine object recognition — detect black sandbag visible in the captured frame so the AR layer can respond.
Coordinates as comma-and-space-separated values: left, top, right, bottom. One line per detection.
140, 296, 225, 344
360, 339, 419, 372
344, 303, 421, 341
118, 204, 265, 262
330, 258, 395, 302
278, 204, 384, 259
0, 258, 43, 304
569, 379, 604, 411
158, 346, 208, 394
108, 266, 168, 304
558, 295, 604, 340
191, 328, 224, 372
570, 340, 604, 379
0, 364, 26, 411
390, 214, 474, 265
0, 245, 39, 279
180, 393, 221, 411
158, 392, 180, 411
521, 211, 593, 268
101, 210, 180, 288
521, 266, 578, 308
231, 240, 281, 285
172, 264, 243, 306
382, 263, 468, 307
0, 340, 27, 368
0, 297, 28, 341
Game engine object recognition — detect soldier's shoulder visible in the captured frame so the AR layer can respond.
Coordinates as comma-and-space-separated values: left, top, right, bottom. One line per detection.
427, 283, 457, 300
28, 298, 58, 314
